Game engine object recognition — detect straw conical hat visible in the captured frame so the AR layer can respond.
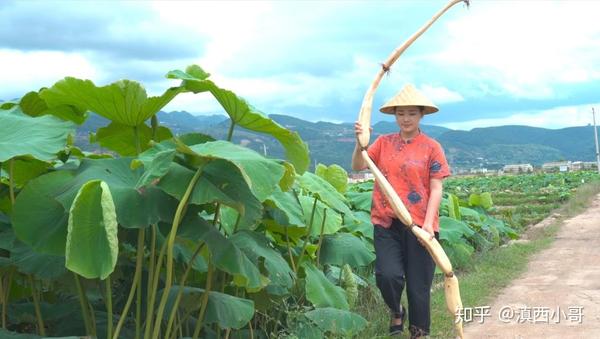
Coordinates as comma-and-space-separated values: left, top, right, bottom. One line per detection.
379, 84, 439, 114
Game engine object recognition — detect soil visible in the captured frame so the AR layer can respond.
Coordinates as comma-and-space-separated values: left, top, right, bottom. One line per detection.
462, 193, 600, 338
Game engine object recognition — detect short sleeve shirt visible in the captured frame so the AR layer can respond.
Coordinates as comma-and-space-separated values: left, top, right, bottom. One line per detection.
367, 132, 450, 231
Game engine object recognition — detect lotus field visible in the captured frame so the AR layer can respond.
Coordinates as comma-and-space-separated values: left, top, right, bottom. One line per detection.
0, 65, 597, 338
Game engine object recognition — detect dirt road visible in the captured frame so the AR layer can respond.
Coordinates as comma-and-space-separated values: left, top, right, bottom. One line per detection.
463, 194, 600, 338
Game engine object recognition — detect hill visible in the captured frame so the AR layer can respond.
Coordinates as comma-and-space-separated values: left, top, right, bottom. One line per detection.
74, 111, 599, 172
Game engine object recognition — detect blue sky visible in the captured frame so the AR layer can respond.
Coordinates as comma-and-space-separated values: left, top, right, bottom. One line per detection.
2, 0, 600, 130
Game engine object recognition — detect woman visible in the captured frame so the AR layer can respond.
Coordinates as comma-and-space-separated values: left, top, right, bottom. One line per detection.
351, 84, 450, 338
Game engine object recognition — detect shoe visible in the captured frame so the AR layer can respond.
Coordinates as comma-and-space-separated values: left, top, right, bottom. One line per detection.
389, 305, 405, 336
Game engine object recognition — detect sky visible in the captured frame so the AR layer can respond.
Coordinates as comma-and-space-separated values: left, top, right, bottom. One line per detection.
2, 0, 600, 131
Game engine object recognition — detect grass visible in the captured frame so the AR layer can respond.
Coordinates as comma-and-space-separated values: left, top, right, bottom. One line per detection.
355, 179, 600, 338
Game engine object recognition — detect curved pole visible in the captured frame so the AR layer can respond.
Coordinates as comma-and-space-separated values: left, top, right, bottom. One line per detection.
356, 1, 469, 338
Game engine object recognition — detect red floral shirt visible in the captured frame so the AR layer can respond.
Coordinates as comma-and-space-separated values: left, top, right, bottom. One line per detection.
367, 132, 450, 231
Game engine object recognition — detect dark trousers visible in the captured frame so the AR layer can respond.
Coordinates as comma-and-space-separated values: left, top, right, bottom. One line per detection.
374, 219, 438, 335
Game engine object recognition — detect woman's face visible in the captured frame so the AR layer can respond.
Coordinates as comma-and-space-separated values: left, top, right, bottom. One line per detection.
394, 106, 423, 134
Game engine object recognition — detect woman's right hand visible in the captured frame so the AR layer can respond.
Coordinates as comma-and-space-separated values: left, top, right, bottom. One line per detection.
354, 121, 372, 138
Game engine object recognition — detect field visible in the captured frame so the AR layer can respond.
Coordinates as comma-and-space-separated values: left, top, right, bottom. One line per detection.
1, 65, 599, 338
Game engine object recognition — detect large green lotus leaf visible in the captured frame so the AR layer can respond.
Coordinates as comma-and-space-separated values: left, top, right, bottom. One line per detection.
304, 308, 367, 336
315, 163, 348, 194
297, 172, 354, 220
439, 216, 475, 244
0, 184, 11, 216
12, 170, 74, 254
40, 77, 183, 126
303, 262, 348, 310
319, 233, 375, 268
480, 192, 494, 209
206, 291, 256, 329
483, 215, 518, 239
0, 106, 74, 162
290, 318, 323, 339
131, 132, 215, 172
345, 191, 372, 212
349, 180, 373, 193
55, 158, 177, 229
468, 193, 481, 208
0, 156, 51, 188
324, 265, 368, 288
19, 90, 88, 124
13, 159, 176, 255
167, 65, 309, 174
264, 219, 307, 246
192, 222, 268, 291
279, 161, 297, 192
174, 238, 208, 273
219, 205, 260, 235
341, 211, 373, 240
157, 161, 262, 227
230, 230, 295, 295
135, 149, 176, 188
65, 180, 118, 279
0, 328, 43, 338
0, 229, 66, 280
95, 121, 173, 156
459, 206, 482, 223
265, 189, 305, 227
177, 140, 284, 202
162, 286, 254, 329
299, 195, 342, 237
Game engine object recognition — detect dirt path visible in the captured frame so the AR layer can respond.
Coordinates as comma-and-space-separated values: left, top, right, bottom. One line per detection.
463, 193, 600, 338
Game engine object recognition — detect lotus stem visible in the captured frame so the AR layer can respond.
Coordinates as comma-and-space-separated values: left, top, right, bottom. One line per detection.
8, 159, 15, 206
295, 196, 318, 272
213, 203, 222, 228
164, 242, 206, 339
152, 166, 205, 339
136, 267, 142, 339
144, 224, 157, 338
192, 259, 214, 339
315, 208, 328, 266
232, 213, 242, 234
104, 276, 113, 339
284, 225, 296, 272
0, 278, 4, 328
226, 120, 236, 142
172, 306, 196, 338
1, 269, 13, 329
28, 275, 46, 336
151, 115, 159, 141
73, 273, 93, 336
144, 235, 167, 339
113, 228, 145, 339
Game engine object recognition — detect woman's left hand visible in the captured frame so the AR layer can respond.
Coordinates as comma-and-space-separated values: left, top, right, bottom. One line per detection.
422, 224, 435, 240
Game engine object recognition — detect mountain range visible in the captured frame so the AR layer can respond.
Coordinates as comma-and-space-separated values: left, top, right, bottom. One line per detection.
75, 111, 600, 172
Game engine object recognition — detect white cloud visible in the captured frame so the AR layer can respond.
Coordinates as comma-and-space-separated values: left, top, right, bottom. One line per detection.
418, 84, 464, 104
0, 49, 97, 99
441, 102, 600, 131
432, 0, 600, 99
